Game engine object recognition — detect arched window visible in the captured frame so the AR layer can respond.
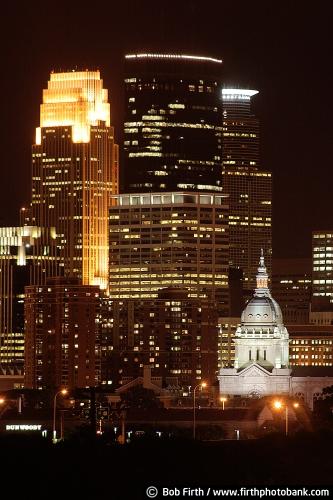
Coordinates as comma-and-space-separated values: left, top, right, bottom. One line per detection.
313, 392, 323, 402
294, 392, 304, 401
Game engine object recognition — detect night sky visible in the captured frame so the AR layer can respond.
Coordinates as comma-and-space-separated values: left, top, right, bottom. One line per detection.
1, 1, 332, 258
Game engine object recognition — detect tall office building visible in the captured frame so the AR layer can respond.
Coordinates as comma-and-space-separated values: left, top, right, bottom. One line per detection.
122, 53, 223, 193
222, 89, 260, 170
312, 231, 333, 305
108, 192, 229, 314
310, 231, 333, 324
272, 258, 312, 324
221, 89, 272, 293
31, 70, 119, 290
24, 277, 101, 389
0, 226, 58, 368
218, 317, 239, 369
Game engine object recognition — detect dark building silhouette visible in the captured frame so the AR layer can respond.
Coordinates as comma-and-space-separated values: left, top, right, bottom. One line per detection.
101, 287, 219, 389
24, 277, 101, 389
272, 258, 312, 324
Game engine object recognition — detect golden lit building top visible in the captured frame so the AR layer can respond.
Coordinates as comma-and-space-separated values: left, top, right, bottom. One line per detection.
36, 70, 110, 144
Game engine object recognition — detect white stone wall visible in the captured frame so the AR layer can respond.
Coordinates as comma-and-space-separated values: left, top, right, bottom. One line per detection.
235, 336, 289, 369
218, 365, 291, 398
291, 376, 333, 410
218, 367, 333, 410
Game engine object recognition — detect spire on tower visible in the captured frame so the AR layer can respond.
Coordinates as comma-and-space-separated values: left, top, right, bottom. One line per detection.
256, 250, 269, 292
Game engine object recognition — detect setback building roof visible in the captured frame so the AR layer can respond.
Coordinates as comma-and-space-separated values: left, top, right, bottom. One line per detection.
291, 366, 333, 377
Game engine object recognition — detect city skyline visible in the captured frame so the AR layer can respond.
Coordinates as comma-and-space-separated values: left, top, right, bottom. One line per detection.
1, 2, 332, 259
0, 4, 332, 491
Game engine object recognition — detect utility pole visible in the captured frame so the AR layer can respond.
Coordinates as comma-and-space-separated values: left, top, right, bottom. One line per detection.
89, 386, 97, 437
18, 395, 22, 414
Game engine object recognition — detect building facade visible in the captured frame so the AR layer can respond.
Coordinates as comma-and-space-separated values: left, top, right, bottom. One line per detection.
122, 53, 223, 193
218, 317, 239, 369
272, 258, 312, 324
311, 230, 333, 310
24, 277, 101, 389
101, 288, 219, 389
108, 192, 229, 314
289, 325, 333, 367
0, 226, 58, 369
218, 253, 333, 410
221, 89, 272, 293
31, 70, 119, 290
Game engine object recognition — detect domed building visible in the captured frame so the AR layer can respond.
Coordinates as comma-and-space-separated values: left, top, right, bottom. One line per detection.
235, 252, 289, 372
218, 252, 333, 407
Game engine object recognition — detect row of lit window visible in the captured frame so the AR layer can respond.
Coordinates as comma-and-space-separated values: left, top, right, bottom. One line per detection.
125, 120, 216, 130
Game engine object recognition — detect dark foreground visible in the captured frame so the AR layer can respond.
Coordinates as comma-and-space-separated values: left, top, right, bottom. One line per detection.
1, 431, 332, 499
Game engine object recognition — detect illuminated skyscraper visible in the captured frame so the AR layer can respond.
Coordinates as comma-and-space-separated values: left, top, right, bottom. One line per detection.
222, 89, 260, 170
123, 53, 223, 193
31, 71, 119, 289
221, 89, 272, 293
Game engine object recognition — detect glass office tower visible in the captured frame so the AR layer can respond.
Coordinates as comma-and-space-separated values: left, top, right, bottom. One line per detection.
123, 53, 223, 193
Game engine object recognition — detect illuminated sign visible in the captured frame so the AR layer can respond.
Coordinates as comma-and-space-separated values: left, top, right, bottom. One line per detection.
6, 424, 42, 431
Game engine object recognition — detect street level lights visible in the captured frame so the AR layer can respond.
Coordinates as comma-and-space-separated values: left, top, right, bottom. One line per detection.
193, 382, 207, 440
0, 397, 5, 417
273, 399, 299, 436
53, 389, 68, 443
220, 397, 227, 411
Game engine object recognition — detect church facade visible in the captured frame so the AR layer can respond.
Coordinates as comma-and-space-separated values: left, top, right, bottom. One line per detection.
218, 253, 333, 409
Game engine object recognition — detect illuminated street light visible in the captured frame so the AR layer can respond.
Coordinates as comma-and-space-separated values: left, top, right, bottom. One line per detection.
272, 399, 299, 436
0, 398, 5, 405
193, 382, 207, 440
220, 397, 227, 411
53, 389, 68, 443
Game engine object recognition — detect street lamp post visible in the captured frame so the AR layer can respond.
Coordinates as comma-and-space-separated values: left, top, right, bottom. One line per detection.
0, 397, 5, 418
273, 400, 299, 436
53, 389, 68, 443
220, 397, 227, 411
193, 382, 207, 440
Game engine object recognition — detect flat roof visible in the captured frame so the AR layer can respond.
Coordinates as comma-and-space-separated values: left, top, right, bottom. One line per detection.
288, 324, 333, 335
222, 89, 258, 99
125, 53, 222, 64
292, 366, 333, 377
110, 192, 228, 207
